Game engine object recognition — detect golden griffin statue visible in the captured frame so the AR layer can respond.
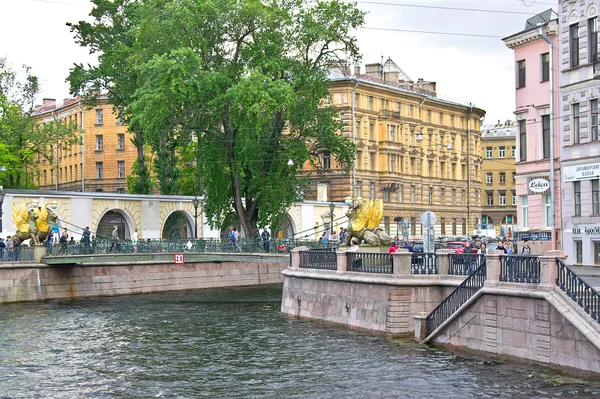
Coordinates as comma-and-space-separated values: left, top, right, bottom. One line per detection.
344, 197, 391, 247
12, 203, 59, 245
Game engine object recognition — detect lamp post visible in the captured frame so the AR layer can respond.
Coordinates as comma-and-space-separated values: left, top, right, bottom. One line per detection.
192, 196, 200, 239
329, 202, 335, 235
0, 186, 4, 233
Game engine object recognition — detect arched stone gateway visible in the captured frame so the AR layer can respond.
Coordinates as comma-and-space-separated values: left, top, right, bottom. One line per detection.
96, 210, 132, 240
162, 211, 193, 239
273, 214, 295, 239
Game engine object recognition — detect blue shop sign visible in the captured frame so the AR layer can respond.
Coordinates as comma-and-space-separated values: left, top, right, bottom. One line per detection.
516, 232, 551, 241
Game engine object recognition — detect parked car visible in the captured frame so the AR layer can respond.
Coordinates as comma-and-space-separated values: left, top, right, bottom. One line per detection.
486, 242, 499, 251
446, 242, 467, 254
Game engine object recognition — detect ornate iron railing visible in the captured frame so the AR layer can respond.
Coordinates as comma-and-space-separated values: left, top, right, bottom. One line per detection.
346, 252, 393, 274
46, 238, 338, 256
556, 258, 600, 323
449, 253, 486, 275
499, 255, 540, 283
298, 249, 337, 271
411, 253, 437, 275
426, 261, 487, 336
0, 247, 35, 262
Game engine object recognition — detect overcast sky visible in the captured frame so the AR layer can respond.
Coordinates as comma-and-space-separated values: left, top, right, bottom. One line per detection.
0, 0, 557, 123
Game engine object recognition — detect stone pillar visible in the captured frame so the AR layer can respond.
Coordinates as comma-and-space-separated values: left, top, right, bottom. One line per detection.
290, 246, 308, 270
34, 245, 47, 263
413, 312, 428, 341
484, 250, 503, 287
336, 250, 347, 275
436, 250, 451, 275
539, 250, 565, 291
392, 250, 412, 276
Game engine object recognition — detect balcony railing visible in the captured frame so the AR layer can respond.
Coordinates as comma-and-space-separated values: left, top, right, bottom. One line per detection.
346, 252, 393, 274
499, 255, 540, 284
411, 253, 437, 275
449, 253, 486, 276
299, 249, 337, 271
380, 110, 401, 120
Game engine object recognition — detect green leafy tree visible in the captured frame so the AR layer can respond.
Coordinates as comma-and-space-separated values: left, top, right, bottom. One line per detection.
0, 57, 80, 188
68, 0, 364, 236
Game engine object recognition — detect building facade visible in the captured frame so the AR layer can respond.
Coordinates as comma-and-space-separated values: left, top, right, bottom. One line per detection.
503, 10, 562, 254
32, 97, 136, 193
312, 59, 485, 239
480, 121, 518, 239
559, 1, 600, 265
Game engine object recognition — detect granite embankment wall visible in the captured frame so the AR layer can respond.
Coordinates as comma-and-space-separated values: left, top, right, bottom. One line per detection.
0, 253, 287, 303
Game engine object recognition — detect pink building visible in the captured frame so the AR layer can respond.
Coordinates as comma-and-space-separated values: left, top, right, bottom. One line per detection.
503, 10, 562, 254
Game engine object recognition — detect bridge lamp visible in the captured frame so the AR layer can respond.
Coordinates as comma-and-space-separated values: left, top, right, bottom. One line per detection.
0, 186, 4, 233
329, 202, 335, 235
192, 196, 200, 239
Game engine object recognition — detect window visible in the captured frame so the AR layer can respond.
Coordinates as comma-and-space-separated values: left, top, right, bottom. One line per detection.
354, 93, 359, 106
410, 185, 415, 203
486, 147, 493, 158
355, 121, 361, 136
117, 160, 125, 178
517, 60, 526, 88
441, 218, 446, 235
451, 115, 455, 127
390, 154, 396, 172
322, 152, 331, 169
593, 179, 600, 215
440, 187, 445, 204
370, 152, 375, 170
542, 115, 551, 159
117, 188, 126, 194
368, 96, 373, 110
512, 191, 517, 206
575, 241, 583, 264
486, 192, 493, 206
462, 219, 466, 235
117, 107, 125, 125
452, 219, 457, 236
356, 151, 362, 170
499, 172, 506, 184
96, 162, 104, 179
574, 181, 581, 216
370, 182, 375, 200
519, 119, 527, 162
521, 196, 529, 228
411, 217, 416, 236
573, 103, 580, 144
595, 242, 600, 265
499, 192, 506, 206
463, 189, 466, 205
439, 112, 443, 125
369, 123, 374, 140
541, 53, 550, 82
398, 185, 403, 203
486, 172, 493, 184
390, 125, 395, 141
590, 17, 598, 64
117, 133, 125, 150
75, 164, 78, 180
96, 109, 103, 125
512, 172, 516, 184
451, 189, 456, 205
96, 135, 103, 151
427, 110, 431, 123
410, 131, 414, 146
498, 146, 506, 158
409, 104, 414, 118
383, 190, 389, 202
544, 194, 552, 227
354, 181, 361, 197
428, 160, 434, 177
511, 146, 516, 158
570, 23, 579, 68
592, 99, 598, 141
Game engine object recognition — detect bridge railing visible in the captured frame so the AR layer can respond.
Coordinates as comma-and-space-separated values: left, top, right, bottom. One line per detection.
0, 247, 35, 262
298, 249, 337, 271
411, 253, 437, 275
449, 254, 486, 276
556, 258, 600, 324
346, 252, 393, 274
426, 261, 487, 336
499, 255, 540, 283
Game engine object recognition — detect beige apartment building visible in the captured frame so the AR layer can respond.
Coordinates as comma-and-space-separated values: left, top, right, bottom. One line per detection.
312, 59, 485, 238
32, 96, 136, 193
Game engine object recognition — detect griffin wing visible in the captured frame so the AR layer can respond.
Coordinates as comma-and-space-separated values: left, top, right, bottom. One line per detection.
366, 199, 384, 230
12, 205, 29, 233
36, 205, 50, 233
351, 199, 372, 231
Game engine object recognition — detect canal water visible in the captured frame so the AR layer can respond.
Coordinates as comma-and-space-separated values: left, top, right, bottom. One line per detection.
1, 286, 599, 398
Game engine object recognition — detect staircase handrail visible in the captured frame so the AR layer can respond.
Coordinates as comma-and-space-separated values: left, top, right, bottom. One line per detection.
556, 258, 600, 323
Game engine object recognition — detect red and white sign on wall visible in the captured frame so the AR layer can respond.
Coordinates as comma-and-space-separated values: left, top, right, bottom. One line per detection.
174, 254, 185, 264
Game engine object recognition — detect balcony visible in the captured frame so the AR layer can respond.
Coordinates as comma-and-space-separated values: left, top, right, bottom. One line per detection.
380, 110, 401, 120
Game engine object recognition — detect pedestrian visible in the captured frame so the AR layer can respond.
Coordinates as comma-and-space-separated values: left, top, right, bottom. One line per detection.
110, 225, 119, 253
388, 241, 399, 253
504, 240, 513, 255
12, 237, 20, 261
261, 227, 271, 252
59, 230, 69, 255
131, 227, 139, 253
347, 238, 360, 252
82, 226, 91, 254
521, 239, 532, 254
497, 241, 508, 254
402, 241, 414, 252
463, 241, 475, 273
477, 242, 487, 254
330, 230, 339, 244
339, 228, 346, 244
0, 238, 5, 261
230, 227, 241, 252
5, 236, 13, 261
321, 231, 329, 244
46, 229, 54, 255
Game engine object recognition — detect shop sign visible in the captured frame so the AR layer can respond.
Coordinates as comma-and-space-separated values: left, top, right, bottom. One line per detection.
528, 178, 550, 194
563, 162, 600, 182
516, 232, 551, 241
572, 226, 600, 235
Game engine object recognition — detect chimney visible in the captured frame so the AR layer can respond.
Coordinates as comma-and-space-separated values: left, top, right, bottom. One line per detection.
42, 98, 56, 108
364, 63, 382, 80
354, 64, 361, 75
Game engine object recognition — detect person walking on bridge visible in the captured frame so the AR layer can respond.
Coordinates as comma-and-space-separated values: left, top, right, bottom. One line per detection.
82, 226, 91, 254
261, 227, 271, 252
110, 225, 120, 253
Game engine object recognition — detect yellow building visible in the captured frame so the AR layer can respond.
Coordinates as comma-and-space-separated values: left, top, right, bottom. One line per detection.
314, 59, 485, 238
32, 96, 137, 193
479, 121, 518, 238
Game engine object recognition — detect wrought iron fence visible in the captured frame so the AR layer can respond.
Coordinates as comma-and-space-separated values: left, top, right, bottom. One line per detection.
449, 253, 486, 275
499, 255, 540, 283
298, 249, 337, 271
46, 238, 338, 256
556, 258, 600, 324
426, 261, 487, 336
346, 252, 393, 274
0, 247, 35, 262
411, 253, 437, 275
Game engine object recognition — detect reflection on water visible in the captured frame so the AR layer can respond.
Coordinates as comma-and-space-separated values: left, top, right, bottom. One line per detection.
0, 286, 599, 398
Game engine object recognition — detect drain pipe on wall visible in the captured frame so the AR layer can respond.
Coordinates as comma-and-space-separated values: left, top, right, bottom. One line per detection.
351, 79, 359, 207
78, 101, 85, 192
540, 26, 556, 250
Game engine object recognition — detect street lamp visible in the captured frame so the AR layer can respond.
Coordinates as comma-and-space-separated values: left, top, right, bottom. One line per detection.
329, 202, 335, 234
0, 186, 4, 233
192, 196, 200, 239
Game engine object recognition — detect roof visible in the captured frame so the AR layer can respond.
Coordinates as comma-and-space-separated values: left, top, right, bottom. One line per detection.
481, 121, 517, 139
524, 9, 557, 30
382, 57, 412, 82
